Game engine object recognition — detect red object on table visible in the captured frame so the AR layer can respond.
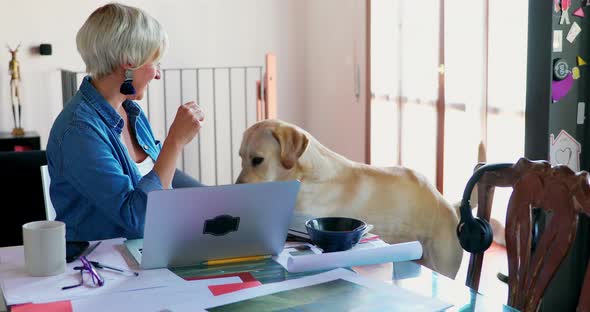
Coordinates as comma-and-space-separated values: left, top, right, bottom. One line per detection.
184, 271, 262, 295
208, 281, 262, 296
184, 271, 257, 283
11, 300, 72, 312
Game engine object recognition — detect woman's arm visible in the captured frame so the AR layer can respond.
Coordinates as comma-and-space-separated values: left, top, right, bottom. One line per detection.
153, 101, 203, 188
152, 138, 182, 188
57, 125, 161, 237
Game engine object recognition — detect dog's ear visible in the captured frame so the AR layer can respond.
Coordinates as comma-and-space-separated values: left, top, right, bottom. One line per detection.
271, 126, 309, 169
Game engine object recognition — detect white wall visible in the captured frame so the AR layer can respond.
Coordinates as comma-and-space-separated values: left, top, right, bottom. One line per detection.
0, 0, 367, 163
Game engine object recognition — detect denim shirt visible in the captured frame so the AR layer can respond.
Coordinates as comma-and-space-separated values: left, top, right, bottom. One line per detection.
47, 76, 163, 241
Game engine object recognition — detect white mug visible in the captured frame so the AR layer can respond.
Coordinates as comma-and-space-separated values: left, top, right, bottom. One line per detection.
22, 221, 66, 277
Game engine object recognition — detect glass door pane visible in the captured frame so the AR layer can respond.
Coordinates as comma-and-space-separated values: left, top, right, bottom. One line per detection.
487, 0, 528, 231
443, 0, 485, 200
398, 0, 440, 183
370, 0, 400, 166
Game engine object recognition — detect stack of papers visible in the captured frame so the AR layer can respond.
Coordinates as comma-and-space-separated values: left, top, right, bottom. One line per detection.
69, 277, 241, 312
287, 212, 314, 241
169, 268, 452, 312
0, 237, 442, 311
0, 238, 184, 305
0, 239, 267, 311
273, 240, 423, 273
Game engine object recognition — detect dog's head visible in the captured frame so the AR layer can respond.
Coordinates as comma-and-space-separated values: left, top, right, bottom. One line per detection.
236, 120, 309, 184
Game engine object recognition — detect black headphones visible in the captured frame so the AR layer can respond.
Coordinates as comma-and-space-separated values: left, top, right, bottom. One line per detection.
456, 163, 513, 253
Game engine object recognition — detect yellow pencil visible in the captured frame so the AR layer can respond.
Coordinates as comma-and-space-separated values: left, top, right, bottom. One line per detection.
202, 255, 271, 266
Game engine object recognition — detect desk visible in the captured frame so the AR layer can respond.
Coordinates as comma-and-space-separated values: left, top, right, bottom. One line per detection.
0, 243, 516, 312
355, 263, 517, 312
171, 258, 516, 312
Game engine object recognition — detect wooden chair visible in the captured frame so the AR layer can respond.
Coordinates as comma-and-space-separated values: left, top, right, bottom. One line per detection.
465, 158, 590, 311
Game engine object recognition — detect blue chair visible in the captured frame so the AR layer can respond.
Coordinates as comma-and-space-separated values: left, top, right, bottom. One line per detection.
172, 169, 204, 188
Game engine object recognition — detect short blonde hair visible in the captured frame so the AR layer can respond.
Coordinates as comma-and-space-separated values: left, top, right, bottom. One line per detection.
76, 3, 168, 79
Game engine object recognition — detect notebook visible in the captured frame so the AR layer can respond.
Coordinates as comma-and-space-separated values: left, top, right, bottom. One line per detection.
287, 212, 315, 242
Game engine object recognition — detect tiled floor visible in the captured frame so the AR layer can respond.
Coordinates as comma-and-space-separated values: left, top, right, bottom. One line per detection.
455, 242, 509, 303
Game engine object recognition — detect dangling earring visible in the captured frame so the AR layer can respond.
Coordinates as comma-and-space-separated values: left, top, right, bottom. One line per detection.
120, 69, 136, 95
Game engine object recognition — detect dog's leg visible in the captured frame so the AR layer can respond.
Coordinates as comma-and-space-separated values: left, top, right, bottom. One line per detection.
426, 224, 463, 279
419, 241, 439, 274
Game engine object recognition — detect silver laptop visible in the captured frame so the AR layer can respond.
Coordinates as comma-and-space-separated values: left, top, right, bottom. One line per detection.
125, 180, 300, 269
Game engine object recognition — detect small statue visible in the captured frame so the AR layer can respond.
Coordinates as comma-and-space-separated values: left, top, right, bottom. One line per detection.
8, 43, 24, 136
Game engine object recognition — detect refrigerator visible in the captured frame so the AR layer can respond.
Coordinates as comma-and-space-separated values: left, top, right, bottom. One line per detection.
526, 0, 590, 310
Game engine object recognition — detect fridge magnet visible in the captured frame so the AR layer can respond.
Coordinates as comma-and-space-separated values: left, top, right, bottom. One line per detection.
578, 56, 587, 66
560, 0, 571, 24
574, 7, 585, 17
552, 73, 574, 101
567, 21, 582, 43
573, 66, 581, 79
550, 130, 581, 172
553, 30, 564, 52
553, 58, 569, 80
578, 102, 585, 125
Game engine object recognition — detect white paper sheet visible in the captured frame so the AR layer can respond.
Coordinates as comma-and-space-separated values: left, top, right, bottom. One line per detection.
169, 268, 452, 312
553, 30, 563, 52
0, 238, 185, 305
567, 21, 582, 43
274, 240, 423, 273
70, 276, 241, 312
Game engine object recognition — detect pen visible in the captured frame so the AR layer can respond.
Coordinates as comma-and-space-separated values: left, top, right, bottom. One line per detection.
202, 255, 271, 266
90, 261, 139, 276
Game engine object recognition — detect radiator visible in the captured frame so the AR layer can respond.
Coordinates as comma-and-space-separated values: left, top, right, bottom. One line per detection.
60, 64, 265, 186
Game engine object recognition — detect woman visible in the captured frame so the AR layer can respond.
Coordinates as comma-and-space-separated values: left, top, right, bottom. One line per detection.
47, 3, 203, 241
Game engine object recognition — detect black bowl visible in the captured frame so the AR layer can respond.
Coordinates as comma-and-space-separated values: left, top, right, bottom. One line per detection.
305, 217, 367, 252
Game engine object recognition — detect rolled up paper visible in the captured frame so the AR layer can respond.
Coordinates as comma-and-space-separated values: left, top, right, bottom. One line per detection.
282, 241, 423, 273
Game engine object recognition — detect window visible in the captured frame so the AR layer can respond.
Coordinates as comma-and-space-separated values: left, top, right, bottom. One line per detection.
370, 0, 528, 224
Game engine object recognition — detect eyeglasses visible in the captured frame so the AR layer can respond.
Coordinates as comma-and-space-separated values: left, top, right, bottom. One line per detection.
62, 256, 105, 290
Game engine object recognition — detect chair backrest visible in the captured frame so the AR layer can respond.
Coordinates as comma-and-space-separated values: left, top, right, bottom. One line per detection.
0, 151, 48, 247
467, 158, 590, 312
465, 162, 517, 291
171, 169, 204, 188
40, 165, 56, 221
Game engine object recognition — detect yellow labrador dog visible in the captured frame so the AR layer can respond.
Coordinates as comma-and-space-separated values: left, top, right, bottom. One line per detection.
236, 119, 463, 278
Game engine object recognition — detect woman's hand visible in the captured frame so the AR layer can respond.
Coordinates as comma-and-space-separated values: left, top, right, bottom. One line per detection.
155, 101, 204, 188
167, 101, 204, 147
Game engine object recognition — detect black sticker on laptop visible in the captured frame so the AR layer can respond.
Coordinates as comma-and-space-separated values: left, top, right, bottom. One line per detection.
203, 215, 240, 236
